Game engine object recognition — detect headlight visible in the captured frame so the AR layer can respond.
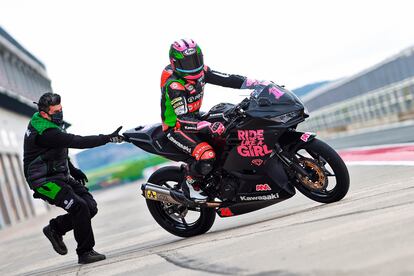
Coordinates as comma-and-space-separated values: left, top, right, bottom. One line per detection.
269, 110, 301, 123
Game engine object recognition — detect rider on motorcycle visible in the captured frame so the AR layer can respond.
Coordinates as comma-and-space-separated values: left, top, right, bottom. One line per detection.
161, 38, 273, 201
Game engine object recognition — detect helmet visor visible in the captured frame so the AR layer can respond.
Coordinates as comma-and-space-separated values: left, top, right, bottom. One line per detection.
175, 53, 204, 73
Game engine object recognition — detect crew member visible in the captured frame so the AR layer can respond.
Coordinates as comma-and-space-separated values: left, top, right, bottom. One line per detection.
23, 92, 123, 264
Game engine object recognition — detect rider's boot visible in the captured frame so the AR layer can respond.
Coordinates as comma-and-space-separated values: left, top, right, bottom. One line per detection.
181, 175, 208, 202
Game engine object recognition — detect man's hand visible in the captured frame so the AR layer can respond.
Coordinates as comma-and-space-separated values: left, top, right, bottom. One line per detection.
70, 168, 88, 186
107, 126, 124, 143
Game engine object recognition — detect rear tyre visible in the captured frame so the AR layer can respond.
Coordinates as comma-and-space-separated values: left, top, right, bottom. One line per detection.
146, 166, 216, 237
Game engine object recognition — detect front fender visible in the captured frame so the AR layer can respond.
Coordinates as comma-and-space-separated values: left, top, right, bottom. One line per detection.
279, 130, 316, 152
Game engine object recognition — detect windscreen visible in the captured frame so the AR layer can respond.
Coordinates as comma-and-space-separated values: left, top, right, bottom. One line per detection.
246, 84, 305, 117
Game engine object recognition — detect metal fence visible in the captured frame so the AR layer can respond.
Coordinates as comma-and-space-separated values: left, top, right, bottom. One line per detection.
301, 76, 414, 133
303, 46, 414, 112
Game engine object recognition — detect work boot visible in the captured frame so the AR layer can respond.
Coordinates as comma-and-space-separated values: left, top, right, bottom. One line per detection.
78, 250, 106, 264
43, 225, 68, 255
181, 176, 207, 202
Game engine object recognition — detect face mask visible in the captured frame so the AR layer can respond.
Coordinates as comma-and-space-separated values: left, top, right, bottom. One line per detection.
48, 110, 63, 125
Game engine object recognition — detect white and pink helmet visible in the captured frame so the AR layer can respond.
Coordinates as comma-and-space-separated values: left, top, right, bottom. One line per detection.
169, 39, 204, 76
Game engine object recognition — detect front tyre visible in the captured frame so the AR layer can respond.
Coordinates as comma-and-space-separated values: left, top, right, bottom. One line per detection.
294, 139, 350, 203
146, 166, 216, 237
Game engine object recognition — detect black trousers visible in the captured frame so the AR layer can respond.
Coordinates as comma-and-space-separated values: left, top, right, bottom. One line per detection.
33, 177, 98, 255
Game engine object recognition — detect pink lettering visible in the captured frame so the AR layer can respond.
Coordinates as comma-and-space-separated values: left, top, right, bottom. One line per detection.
253, 146, 264, 156
263, 145, 273, 154
269, 86, 285, 100
238, 130, 247, 140
237, 129, 273, 157
237, 146, 251, 157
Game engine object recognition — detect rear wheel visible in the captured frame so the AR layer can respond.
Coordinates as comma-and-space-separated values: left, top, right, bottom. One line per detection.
293, 139, 350, 203
146, 166, 216, 237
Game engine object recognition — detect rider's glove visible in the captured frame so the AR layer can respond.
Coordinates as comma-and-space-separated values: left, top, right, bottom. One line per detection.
209, 122, 225, 136
70, 167, 88, 186
196, 121, 225, 137
106, 126, 124, 143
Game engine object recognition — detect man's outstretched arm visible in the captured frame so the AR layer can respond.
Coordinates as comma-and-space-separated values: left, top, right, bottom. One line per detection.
36, 127, 122, 149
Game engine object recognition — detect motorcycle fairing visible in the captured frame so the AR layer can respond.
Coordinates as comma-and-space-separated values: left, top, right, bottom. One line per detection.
279, 130, 317, 152
216, 188, 294, 217
123, 124, 191, 162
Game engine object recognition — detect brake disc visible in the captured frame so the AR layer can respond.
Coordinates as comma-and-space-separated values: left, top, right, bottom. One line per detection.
298, 158, 328, 191
163, 203, 188, 219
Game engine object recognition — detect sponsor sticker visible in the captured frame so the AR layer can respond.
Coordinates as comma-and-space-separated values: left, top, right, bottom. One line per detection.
300, 132, 312, 142
64, 199, 74, 210
188, 100, 201, 112
170, 97, 181, 105
173, 102, 183, 109
146, 190, 157, 200
240, 193, 279, 201
187, 93, 203, 103
174, 105, 187, 115
256, 184, 272, 191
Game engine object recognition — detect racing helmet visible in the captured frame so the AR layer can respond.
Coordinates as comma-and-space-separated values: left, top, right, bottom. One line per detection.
169, 39, 203, 77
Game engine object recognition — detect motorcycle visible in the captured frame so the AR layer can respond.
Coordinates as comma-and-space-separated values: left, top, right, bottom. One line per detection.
123, 84, 350, 237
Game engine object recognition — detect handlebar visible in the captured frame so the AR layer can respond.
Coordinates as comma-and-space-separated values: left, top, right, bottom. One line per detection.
221, 97, 250, 136
224, 97, 250, 119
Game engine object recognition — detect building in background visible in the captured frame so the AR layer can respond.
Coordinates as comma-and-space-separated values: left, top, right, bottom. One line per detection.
0, 26, 53, 229
301, 46, 414, 135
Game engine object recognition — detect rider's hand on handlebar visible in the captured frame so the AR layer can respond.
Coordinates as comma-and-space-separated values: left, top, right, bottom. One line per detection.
196, 121, 226, 137
209, 122, 225, 137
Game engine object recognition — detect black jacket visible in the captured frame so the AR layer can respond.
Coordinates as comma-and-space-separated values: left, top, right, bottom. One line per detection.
23, 112, 110, 189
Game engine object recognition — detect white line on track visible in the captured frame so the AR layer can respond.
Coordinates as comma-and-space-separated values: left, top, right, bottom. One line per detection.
346, 161, 414, 166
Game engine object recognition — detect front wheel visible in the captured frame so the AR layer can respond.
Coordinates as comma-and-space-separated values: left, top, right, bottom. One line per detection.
293, 139, 350, 203
146, 166, 216, 237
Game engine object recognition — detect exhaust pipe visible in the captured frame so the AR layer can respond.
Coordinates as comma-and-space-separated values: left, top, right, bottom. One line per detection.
141, 183, 222, 208
142, 183, 183, 205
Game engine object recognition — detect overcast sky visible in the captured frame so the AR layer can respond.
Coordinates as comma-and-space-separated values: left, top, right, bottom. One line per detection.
1, 0, 414, 136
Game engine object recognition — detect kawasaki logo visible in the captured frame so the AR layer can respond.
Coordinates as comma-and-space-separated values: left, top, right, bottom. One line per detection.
240, 193, 279, 201
166, 133, 192, 154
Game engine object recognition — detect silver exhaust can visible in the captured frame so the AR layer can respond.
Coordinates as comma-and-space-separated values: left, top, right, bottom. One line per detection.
142, 183, 182, 205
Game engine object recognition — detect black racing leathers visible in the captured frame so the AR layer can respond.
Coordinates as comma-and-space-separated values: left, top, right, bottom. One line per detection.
160, 65, 245, 133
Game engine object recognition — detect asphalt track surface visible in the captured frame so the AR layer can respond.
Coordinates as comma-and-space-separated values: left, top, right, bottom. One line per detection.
1, 161, 414, 275
1, 125, 414, 276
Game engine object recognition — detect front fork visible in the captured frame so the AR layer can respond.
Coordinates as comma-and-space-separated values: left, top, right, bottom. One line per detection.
271, 144, 309, 177
271, 131, 317, 178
